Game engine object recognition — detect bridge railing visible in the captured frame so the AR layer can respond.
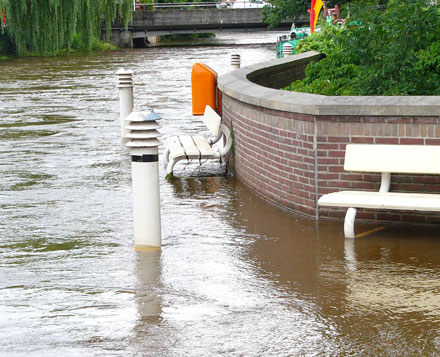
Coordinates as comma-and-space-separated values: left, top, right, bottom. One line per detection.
134, 1, 267, 11
134, 2, 220, 11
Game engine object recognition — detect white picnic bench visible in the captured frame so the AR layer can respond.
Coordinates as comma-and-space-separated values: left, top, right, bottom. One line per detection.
164, 105, 233, 176
318, 144, 440, 238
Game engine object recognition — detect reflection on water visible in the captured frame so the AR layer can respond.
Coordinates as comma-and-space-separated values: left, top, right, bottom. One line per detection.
1, 33, 440, 355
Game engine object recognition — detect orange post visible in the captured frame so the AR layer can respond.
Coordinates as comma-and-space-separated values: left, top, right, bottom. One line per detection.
192, 63, 218, 116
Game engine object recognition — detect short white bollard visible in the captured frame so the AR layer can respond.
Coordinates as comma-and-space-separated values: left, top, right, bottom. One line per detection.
125, 110, 162, 249
231, 54, 241, 70
117, 68, 134, 142
282, 43, 293, 57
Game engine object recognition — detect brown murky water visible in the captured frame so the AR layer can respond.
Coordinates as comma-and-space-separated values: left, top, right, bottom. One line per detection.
1, 33, 440, 355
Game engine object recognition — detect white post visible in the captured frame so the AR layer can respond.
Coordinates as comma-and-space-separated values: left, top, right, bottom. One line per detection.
117, 68, 134, 142
135, 249, 162, 318
282, 43, 292, 58
231, 54, 241, 70
125, 110, 162, 249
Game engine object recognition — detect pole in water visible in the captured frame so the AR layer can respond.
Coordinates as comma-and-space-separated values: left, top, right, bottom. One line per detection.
125, 110, 162, 249
231, 54, 241, 70
117, 68, 134, 143
282, 43, 292, 58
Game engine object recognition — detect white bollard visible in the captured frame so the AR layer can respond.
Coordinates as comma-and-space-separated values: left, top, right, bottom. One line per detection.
231, 54, 241, 70
117, 68, 134, 142
282, 43, 293, 57
135, 249, 162, 318
125, 110, 162, 249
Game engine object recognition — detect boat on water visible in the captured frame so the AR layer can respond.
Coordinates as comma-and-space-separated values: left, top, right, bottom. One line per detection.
276, 2, 344, 58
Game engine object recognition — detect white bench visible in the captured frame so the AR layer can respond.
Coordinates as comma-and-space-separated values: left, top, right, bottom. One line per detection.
318, 144, 440, 238
164, 105, 232, 176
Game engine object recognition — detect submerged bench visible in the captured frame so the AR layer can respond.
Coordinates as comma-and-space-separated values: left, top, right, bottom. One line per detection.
318, 144, 440, 238
164, 105, 232, 176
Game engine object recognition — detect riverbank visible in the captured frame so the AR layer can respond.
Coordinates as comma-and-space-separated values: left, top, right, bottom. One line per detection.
0, 37, 118, 59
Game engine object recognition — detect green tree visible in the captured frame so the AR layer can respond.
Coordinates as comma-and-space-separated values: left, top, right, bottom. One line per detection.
285, 0, 440, 95
0, 0, 132, 56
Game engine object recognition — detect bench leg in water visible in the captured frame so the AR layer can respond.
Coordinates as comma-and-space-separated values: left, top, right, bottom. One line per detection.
166, 157, 179, 177
344, 207, 357, 239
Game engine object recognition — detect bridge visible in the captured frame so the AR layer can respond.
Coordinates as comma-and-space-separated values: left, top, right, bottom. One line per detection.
107, 3, 306, 48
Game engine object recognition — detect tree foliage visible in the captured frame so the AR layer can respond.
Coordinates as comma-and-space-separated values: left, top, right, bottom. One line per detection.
285, 0, 440, 95
0, 0, 132, 56
262, 0, 352, 28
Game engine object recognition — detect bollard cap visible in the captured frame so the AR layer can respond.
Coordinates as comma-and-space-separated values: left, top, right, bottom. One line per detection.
126, 139, 161, 148
125, 109, 161, 122
125, 130, 161, 139
231, 53, 241, 65
116, 68, 134, 75
282, 43, 293, 57
125, 109, 162, 151
117, 68, 134, 88
126, 121, 161, 131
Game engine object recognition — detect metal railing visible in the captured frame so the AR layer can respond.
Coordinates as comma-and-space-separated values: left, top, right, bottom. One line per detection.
133, 1, 267, 11
134, 2, 219, 10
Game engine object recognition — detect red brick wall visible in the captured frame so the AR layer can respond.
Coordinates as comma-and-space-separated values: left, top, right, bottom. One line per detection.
222, 94, 440, 224
316, 115, 440, 224
223, 95, 317, 217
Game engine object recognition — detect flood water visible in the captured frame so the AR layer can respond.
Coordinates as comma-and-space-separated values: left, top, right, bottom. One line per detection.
1, 32, 440, 355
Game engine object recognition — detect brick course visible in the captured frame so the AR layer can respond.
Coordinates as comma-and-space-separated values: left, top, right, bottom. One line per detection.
223, 94, 440, 225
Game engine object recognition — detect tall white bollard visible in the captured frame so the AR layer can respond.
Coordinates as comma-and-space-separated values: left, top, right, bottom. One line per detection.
282, 43, 293, 58
231, 54, 241, 70
117, 68, 134, 142
135, 249, 162, 319
125, 110, 162, 249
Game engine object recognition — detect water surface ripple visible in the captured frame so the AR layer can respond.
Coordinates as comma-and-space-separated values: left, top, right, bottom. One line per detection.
1, 33, 440, 355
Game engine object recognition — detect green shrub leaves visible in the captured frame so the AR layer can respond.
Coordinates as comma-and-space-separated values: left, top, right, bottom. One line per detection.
286, 0, 440, 95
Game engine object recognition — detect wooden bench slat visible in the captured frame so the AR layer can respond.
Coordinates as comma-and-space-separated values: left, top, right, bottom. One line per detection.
165, 106, 233, 176
193, 135, 215, 158
202, 105, 221, 136
179, 135, 200, 157
318, 191, 440, 211
344, 144, 440, 174
167, 135, 215, 161
167, 136, 185, 159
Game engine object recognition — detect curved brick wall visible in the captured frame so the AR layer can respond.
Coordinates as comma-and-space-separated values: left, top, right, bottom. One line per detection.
218, 52, 440, 224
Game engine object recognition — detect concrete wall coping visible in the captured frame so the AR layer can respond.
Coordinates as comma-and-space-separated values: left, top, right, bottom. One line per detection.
217, 51, 440, 117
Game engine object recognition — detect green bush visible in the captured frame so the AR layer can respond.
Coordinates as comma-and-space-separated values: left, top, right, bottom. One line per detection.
286, 0, 440, 95
71, 33, 117, 52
